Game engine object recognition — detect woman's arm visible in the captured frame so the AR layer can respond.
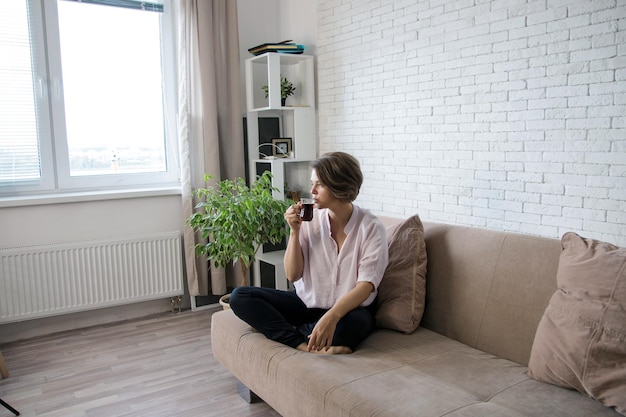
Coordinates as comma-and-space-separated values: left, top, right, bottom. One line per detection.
283, 202, 304, 282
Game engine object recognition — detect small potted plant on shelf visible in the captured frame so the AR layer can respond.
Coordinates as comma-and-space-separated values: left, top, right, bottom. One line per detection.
262, 75, 296, 106
187, 171, 291, 307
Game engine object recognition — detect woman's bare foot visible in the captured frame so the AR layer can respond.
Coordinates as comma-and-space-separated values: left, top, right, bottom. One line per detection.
296, 343, 352, 354
323, 346, 352, 354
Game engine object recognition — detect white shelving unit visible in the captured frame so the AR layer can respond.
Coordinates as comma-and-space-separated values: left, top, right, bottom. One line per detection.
245, 52, 317, 289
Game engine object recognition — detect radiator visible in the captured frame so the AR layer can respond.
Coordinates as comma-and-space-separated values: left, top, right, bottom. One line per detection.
0, 233, 183, 323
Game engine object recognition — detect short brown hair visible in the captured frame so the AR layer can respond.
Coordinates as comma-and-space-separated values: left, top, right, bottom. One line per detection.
311, 152, 363, 202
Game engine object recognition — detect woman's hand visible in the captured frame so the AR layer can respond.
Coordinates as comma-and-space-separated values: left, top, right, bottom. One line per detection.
284, 202, 302, 230
284, 202, 305, 281
307, 311, 340, 352
306, 282, 374, 352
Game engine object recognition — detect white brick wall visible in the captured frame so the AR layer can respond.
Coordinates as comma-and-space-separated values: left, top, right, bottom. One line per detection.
317, 0, 626, 246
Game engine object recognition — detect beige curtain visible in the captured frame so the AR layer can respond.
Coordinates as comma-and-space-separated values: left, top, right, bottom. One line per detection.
176, 0, 245, 296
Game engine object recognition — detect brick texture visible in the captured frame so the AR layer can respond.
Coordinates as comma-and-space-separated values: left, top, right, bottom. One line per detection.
317, 0, 626, 246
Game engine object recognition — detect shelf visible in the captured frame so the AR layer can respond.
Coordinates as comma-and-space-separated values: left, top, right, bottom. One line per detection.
257, 249, 285, 265
254, 159, 311, 200
246, 110, 315, 161
252, 158, 311, 163
245, 52, 316, 291
249, 53, 310, 65
245, 53, 315, 112
255, 250, 290, 290
248, 105, 313, 113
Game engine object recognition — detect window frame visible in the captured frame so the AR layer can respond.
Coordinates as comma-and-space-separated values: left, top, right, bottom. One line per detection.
2, 0, 180, 198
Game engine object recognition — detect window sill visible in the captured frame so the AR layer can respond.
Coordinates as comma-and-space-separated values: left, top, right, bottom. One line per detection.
0, 186, 182, 208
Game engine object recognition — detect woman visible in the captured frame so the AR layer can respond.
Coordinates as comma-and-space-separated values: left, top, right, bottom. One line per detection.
230, 152, 388, 354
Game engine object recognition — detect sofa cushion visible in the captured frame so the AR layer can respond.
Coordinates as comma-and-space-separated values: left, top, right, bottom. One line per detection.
375, 214, 427, 334
528, 232, 626, 415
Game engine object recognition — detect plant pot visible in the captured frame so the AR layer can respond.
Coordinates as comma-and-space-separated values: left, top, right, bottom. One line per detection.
219, 293, 231, 310
281, 97, 286, 106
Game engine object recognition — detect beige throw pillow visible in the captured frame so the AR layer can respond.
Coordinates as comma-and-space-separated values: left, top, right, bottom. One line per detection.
375, 215, 427, 334
528, 232, 626, 415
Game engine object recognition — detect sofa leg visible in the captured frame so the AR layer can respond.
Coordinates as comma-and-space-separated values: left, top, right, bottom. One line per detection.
237, 380, 261, 404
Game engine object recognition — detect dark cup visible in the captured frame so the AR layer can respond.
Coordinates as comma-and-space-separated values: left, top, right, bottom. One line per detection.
300, 198, 314, 222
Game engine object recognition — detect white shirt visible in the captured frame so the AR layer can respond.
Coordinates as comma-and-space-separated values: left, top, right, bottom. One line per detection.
294, 205, 389, 309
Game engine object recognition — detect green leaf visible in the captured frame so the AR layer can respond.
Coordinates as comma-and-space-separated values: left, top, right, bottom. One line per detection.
186, 171, 291, 286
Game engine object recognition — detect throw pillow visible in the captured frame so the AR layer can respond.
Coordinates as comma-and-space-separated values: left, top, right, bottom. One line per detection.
528, 232, 626, 415
375, 214, 427, 334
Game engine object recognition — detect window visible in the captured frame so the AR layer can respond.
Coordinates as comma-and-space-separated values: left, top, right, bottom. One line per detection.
0, 0, 179, 196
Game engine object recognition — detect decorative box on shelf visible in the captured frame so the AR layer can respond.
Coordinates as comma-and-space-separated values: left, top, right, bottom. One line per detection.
245, 53, 315, 111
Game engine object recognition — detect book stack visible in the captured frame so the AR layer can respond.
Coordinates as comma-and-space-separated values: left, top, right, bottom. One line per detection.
248, 40, 305, 56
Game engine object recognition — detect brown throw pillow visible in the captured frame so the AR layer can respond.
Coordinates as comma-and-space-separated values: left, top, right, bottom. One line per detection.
528, 232, 626, 415
375, 215, 427, 334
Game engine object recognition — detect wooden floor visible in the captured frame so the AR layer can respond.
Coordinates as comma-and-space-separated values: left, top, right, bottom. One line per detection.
0, 308, 281, 417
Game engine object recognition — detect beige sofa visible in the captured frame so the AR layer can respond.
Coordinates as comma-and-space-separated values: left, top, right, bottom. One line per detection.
211, 216, 624, 417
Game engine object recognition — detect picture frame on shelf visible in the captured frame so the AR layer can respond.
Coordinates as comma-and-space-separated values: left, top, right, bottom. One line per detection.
272, 138, 292, 158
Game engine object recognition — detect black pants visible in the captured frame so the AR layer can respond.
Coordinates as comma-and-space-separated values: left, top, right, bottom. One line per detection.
229, 286, 375, 351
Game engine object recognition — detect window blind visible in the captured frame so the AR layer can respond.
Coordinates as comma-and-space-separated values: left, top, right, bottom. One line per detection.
0, 1, 42, 182
61, 0, 164, 13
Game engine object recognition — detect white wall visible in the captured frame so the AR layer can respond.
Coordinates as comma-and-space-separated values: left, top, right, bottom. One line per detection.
0, 194, 184, 343
317, 0, 626, 246
279, 0, 318, 57
0, 195, 183, 246
237, 0, 281, 113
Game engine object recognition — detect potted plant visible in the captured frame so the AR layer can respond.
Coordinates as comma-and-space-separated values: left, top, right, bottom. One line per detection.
187, 171, 292, 306
262, 75, 296, 106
